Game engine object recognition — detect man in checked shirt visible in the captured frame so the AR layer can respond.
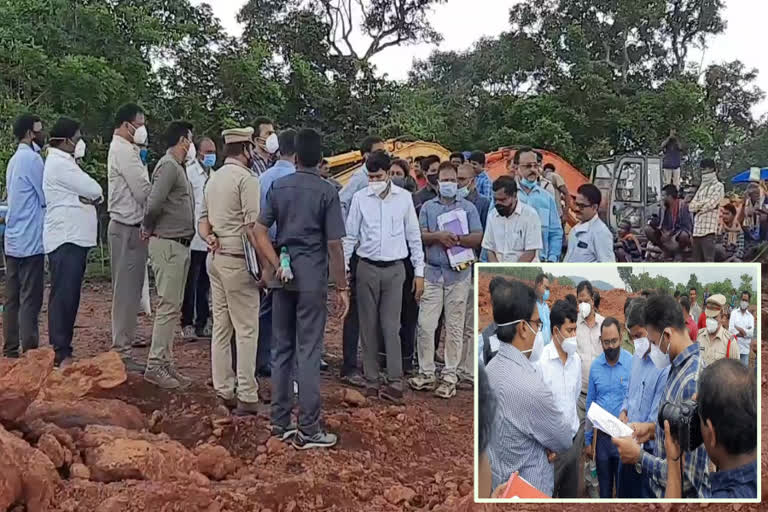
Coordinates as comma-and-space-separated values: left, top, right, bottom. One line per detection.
612, 295, 710, 498
688, 159, 724, 262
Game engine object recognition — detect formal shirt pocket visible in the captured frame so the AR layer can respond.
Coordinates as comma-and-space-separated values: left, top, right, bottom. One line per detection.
390, 214, 404, 237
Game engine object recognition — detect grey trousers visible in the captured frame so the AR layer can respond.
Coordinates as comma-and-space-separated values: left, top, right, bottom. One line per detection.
356, 259, 406, 389
108, 220, 148, 358
554, 424, 583, 498
271, 289, 327, 436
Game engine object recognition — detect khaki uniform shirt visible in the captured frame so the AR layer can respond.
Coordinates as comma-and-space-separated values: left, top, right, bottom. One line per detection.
697, 326, 740, 367
201, 158, 260, 254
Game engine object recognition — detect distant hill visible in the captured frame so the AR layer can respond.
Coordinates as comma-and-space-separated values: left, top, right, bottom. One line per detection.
565, 276, 616, 291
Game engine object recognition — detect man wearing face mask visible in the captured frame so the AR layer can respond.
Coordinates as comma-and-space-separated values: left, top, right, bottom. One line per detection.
412, 155, 441, 215
3, 113, 46, 359
42, 117, 103, 367
664, 359, 756, 499
141, 121, 196, 389
696, 294, 740, 367
728, 291, 754, 368
482, 176, 542, 263
574, 281, 605, 453
343, 150, 424, 402
181, 137, 216, 341
534, 299, 582, 498
107, 103, 152, 372
615, 300, 669, 498
339, 135, 387, 219
410, 162, 482, 399
512, 148, 563, 262
486, 280, 572, 496
251, 117, 277, 177
534, 274, 552, 346
583, 318, 632, 498
457, 163, 490, 233
689, 159, 724, 262
611, 295, 710, 498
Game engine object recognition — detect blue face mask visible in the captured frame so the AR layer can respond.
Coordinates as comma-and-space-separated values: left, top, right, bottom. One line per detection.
439, 182, 457, 198
521, 177, 537, 188
139, 148, 149, 164
542, 289, 550, 301
203, 153, 216, 169
457, 186, 470, 199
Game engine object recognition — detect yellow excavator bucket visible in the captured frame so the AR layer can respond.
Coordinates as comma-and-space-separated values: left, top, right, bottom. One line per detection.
328, 139, 452, 186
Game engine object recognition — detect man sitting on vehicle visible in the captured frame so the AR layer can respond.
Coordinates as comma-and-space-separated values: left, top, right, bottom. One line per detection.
644, 184, 692, 261
616, 220, 644, 262
715, 204, 744, 262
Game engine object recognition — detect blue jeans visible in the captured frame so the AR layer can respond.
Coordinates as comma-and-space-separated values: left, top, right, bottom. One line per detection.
739, 353, 749, 367
596, 432, 620, 498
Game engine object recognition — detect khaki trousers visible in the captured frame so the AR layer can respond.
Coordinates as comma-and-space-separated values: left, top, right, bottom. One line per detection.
416, 276, 469, 383
208, 253, 260, 403
147, 238, 190, 370
458, 278, 475, 378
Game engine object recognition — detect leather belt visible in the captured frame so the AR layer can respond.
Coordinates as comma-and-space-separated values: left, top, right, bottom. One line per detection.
360, 257, 401, 269
217, 251, 245, 259
113, 220, 141, 228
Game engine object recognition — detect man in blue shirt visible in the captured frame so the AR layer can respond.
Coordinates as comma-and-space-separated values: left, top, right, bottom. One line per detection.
664, 359, 756, 498
617, 299, 669, 498
467, 151, 492, 202
584, 317, 632, 498
513, 147, 563, 262
534, 273, 552, 345
3, 113, 46, 358
255, 129, 298, 378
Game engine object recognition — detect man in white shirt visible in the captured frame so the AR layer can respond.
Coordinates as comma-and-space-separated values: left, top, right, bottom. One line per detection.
43, 118, 103, 367
574, 280, 605, 445
728, 290, 754, 367
535, 299, 582, 498
107, 103, 151, 372
482, 176, 542, 262
344, 150, 425, 402
181, 137, 216, 340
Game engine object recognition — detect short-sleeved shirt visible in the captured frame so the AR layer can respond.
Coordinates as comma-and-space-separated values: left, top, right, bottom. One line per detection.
418, 197, 482, 285
482, 200, 542, 262
697, 326, 740, 367
201, 158, 261, 255
258, 167, 345, 291
663, 138, 682, 169
564, 214, 616, 262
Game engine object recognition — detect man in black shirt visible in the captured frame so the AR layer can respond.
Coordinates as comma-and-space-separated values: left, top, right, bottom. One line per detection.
661, 129, 683, 188
255, 128, 349, 450
413, 155, 440, 215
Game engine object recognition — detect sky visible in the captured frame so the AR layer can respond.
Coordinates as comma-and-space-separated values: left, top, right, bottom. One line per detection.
203, 0, 768, 117
533, 264, 758, 290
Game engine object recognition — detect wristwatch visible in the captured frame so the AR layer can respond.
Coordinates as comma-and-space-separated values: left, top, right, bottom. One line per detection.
635, 454, 643, 474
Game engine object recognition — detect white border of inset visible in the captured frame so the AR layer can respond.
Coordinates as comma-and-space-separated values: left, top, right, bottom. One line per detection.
473, 262, 762, 504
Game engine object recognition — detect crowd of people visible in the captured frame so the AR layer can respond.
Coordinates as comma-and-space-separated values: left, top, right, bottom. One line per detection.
477, 275, 758, 499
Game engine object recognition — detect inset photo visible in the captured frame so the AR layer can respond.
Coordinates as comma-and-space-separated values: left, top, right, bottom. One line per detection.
475, 263, 761, 503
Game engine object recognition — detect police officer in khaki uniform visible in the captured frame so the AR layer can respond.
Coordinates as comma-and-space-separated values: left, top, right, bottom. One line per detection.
198, 127, 264, 416
696, 294, 740, 367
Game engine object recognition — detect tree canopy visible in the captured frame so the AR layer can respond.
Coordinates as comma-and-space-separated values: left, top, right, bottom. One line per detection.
1, 0, 765, 190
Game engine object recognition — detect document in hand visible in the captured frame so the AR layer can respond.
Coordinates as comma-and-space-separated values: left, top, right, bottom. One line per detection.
436, 209, 474, 267
501, 472, 551, 499
242, 234, 261, 281
587, 402, 635, 439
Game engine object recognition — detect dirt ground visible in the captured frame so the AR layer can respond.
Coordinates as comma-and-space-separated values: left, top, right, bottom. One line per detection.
0, 280, 473, 512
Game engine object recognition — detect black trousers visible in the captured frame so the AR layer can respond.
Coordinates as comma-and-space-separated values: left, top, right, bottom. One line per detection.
181, 250, 210, 329
341, 253, 360, 376
48, 243, 89, 362
2, 254, 44, 357
271, 289, 327, 435
398, 258, 418, 372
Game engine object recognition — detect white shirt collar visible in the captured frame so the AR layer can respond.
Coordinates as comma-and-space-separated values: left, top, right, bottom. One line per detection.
47, 147, 75, 161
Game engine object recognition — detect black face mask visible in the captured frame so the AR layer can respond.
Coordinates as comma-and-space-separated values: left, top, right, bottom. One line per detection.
427, 174, 439, 186
604, 347, 620, 362
495, 204, 510, 217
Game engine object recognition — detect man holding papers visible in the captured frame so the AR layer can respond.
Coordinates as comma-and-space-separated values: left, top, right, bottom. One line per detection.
584, 317, 632, 498
410, 162, 482, 399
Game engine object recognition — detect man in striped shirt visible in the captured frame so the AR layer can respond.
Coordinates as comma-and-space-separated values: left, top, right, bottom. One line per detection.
612, 294, 710, 498
689, 159, 724, 262
468, 150, 493, 201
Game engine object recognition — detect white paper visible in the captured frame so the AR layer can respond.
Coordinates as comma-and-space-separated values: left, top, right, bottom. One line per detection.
436, 209, 475, 267
587, 402, 634, 439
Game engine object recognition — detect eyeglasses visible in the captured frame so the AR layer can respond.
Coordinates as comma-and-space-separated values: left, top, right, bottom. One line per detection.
528, 319, 543, 332
574, 201, 592, 210
518, 163, 539, 171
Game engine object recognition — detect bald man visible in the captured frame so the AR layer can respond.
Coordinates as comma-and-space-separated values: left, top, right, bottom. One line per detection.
182, 137, 216, 340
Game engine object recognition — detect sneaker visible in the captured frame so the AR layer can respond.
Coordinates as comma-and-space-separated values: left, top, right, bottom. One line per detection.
292, 430, 338, 450
197, 323, 212, 339
167, 365, 192, 389
121, 358, 146, 374
457, 372, 474, 390
144, 366, 180, 389
434, 380, 457, 399
320, 359, 329, 371
271, 424, 299, 441
217, 395, 237, 410
233, 399, 268, 417
182, 325, 197, 342
408, 373, 437, 391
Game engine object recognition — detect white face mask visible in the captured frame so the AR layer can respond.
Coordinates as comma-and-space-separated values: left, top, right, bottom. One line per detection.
579, 302, 591, 318
132, 125, 148, 146
555, 329, 578, 355
186, 141, 196, 162
369, 181, 388, 195
705, 318, 719, 334
649, 332, 671, 369
633, 337, 649, 357
265, 133, 279, 154
74, 139, 86, 159
498, 319, 544, 363
740, 301, 748, 310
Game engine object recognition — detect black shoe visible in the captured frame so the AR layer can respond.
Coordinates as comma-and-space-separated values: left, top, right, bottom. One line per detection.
320, 359, 329, 372
379, 385, 404, 404
292, 430, 338, 450
232, 400, 268, 417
